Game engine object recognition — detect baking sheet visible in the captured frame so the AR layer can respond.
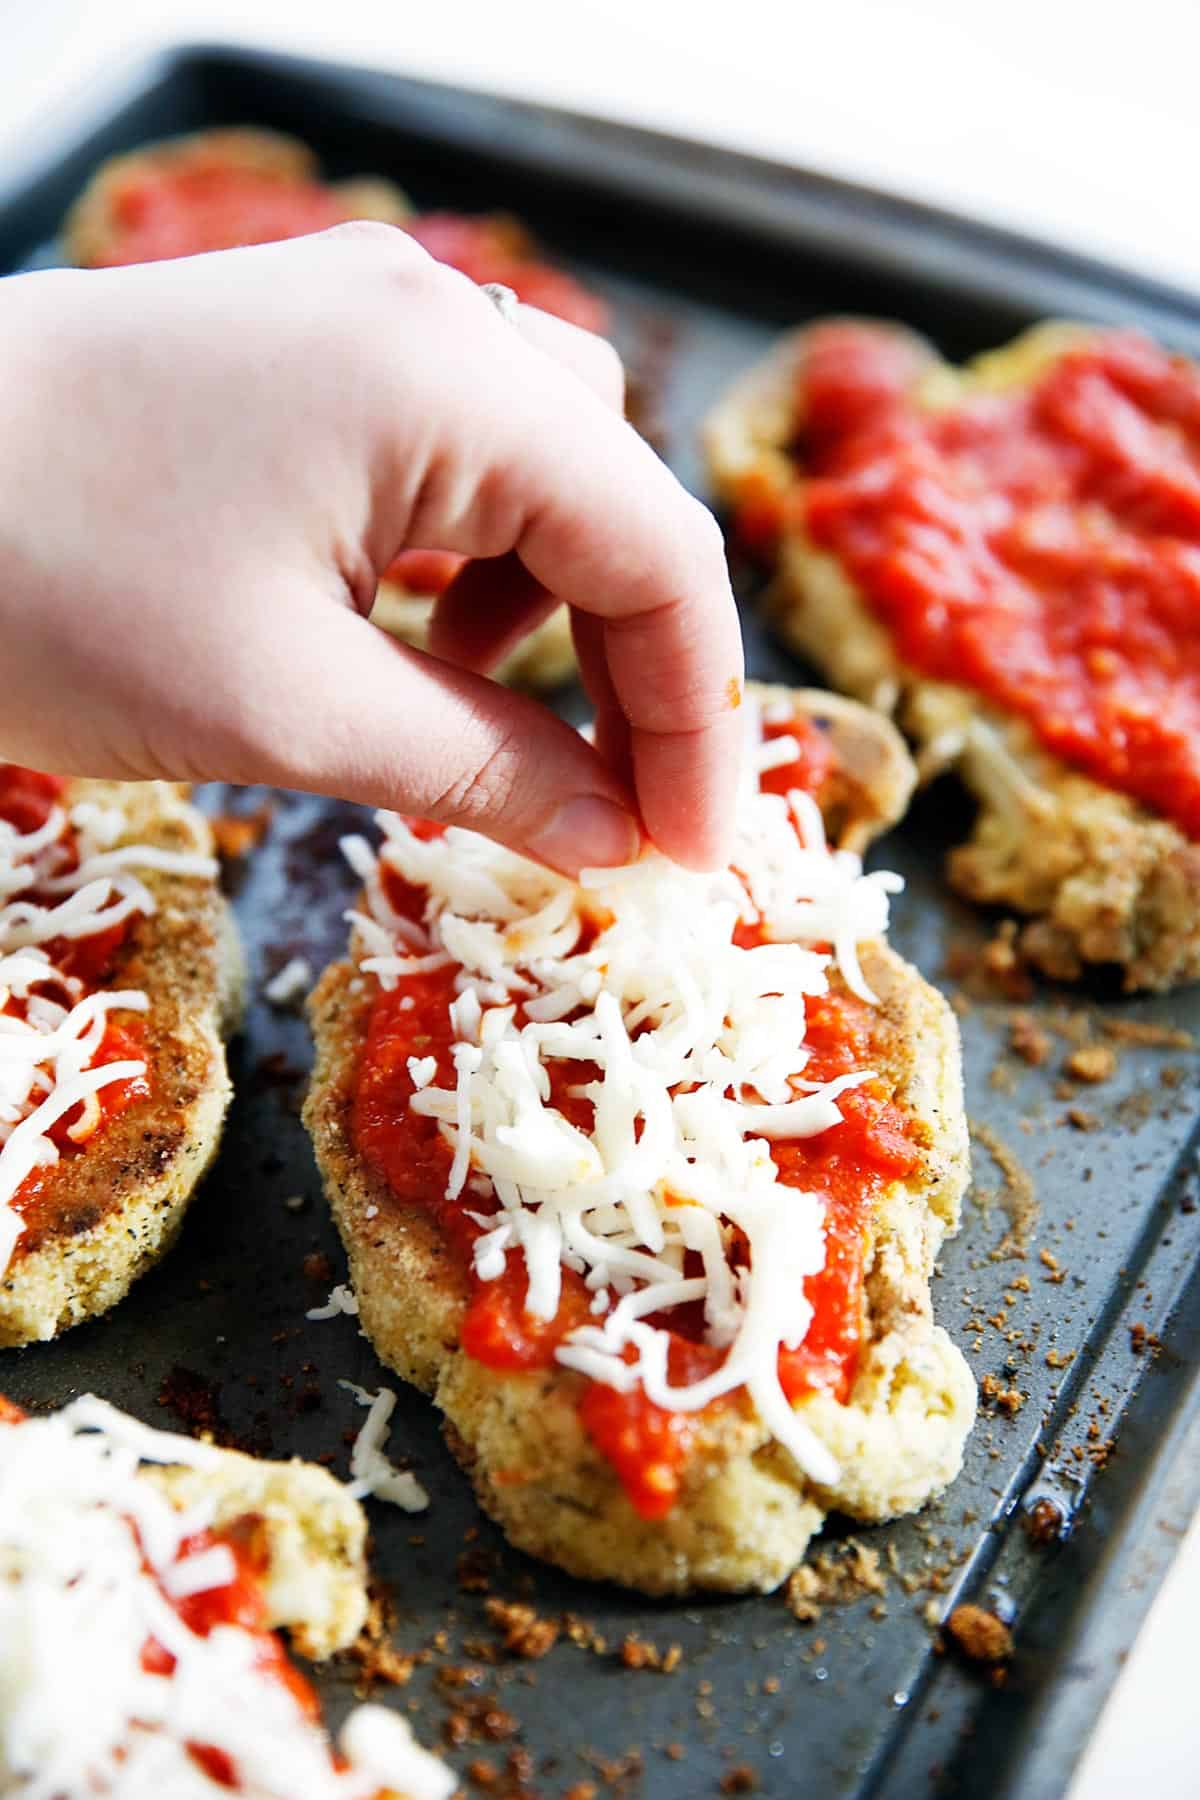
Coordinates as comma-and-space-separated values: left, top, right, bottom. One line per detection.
1, 46, 1199, 1799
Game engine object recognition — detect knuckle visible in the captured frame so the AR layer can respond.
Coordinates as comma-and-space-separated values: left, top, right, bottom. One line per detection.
320, 216, 409, 258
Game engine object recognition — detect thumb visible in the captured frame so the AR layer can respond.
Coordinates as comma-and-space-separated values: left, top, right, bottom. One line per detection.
220, 598, 642, 876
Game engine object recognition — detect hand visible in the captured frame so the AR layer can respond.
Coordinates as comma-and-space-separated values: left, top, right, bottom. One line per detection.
0, 225, 743, 872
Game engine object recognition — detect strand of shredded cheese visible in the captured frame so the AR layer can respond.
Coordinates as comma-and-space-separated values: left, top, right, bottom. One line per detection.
0, 1397, 454, 1799
344, 697, 903, 1487
0, 792, 217, 1276
338, 1381, 431, 1512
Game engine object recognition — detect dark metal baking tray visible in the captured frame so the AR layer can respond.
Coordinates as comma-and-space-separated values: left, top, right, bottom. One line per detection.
2, 44, 1198, 1800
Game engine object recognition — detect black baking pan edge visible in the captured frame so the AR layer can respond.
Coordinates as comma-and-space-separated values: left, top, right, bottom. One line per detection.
4, 40, 1200, 353
1, 42, 1199, 1800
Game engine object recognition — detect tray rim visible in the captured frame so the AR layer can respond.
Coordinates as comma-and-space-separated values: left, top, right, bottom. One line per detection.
3, 38, 1200, 346
1, 40, 1198, 1798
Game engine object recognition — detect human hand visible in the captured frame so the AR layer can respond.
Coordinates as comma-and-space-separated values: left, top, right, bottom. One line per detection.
0, 225, 742, 872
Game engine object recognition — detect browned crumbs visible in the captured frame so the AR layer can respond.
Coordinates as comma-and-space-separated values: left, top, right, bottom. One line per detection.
980, 1374, 1024, 1416
345, 1588, 413, 1694
1065, 1107, 1100, 1131
442, 1692, 520, 1748
1009, 1012, 1051, 1066
1063, 1044, 1117, 1085
1045, 1348, 1073, 1369
302, 1250, 334, 1284
665, 1742, 687, 1761
981, 922, 1035, 998
156, 1365, 228, 1444
720, 1768, 760, 1794
1102, 1019, 1194, 1050
1039, 1248, 1066, 1285
210, 802, 274, 860
1024, 1498, 1064, 1545
786, 1539, 887, 1622
1129, 1322, 1161, 1356
484, 1598, 560, 1661
561, 1785, 598, 1800
562, 1613, 608, 1656
618, 1633, 683, 1673
945, 1604, 1013, 1664
971, 1119, 1038, 1258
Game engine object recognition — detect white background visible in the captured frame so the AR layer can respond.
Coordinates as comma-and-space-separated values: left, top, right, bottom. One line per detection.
0, 4, 1196, 1794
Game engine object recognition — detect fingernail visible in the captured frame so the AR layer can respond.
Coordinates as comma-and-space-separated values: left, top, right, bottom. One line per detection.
531, 796, 641, 874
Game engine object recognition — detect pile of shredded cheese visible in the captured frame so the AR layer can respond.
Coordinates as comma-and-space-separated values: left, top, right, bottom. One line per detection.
343, 696, 903, 1484
0, 790, 216, 1274
0, 1396, 454, 1799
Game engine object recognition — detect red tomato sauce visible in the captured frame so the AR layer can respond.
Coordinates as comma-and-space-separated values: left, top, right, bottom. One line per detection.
93, 161, 356, 264
0, 765, 150, 1227
0, 1402, 331, 1787
91, 159, 607, 332
741, 322, 1200, 838
138, 1517, 322, 1787
350, 722, 921, 1517
380, 547, 468, 597
757, 712, 835, 801
403, 213, 608, 334
0, 766, 65, 834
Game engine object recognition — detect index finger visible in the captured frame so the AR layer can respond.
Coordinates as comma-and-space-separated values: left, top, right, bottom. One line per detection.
369, 250, 745, 866
461, 321, 745, 869
517, 412, 744, 869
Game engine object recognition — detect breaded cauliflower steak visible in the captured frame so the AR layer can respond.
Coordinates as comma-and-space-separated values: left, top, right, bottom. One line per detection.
704, 321, 1200, 992
64, 126, 409, 267
0, 780, 243, 1346
304, 687, 973, 1595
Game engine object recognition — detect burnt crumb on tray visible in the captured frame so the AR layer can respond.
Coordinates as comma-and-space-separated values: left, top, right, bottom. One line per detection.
786, 1539, 888, 1623
1102, 1018, 1195, 1050
344, 1586, 414, 1694
944, 1603, 1013, 1667
1024, 1498, 1065, 1545
156, 1364, 229, 1444
484, 1599, 560, 1661
1063, 1043, 1118, 1084
969, 1119, 1038, 1258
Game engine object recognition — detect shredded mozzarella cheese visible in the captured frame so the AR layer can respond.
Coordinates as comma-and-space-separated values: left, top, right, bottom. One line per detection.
0, 1397, 453, 1799
0, 791, 218, 1277
344, 697, 904, 1487
339, 1382, 431, 1512
263, 956, 312, 1007
306, 1282, 360, 1322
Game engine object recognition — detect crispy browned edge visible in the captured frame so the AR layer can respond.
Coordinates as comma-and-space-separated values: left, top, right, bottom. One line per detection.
63, 126, 410, 268
304, 684, 974, 1594
0, 780, 243, 1346
702, 318, 1200, 992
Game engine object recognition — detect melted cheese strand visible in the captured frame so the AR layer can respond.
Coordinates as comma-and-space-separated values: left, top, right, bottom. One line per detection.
0, 791, 217, 1277
347, 700, 903, 1487
0, 1399, 454, 1799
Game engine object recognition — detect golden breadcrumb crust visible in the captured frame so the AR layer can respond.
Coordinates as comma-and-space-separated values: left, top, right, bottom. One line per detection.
151, 1442, 369, 1659
703, 319, 1200, 992
0, 780, 243, 1346
303, 685, 974, 1595
370, 585, 576, 690
63, 126, 410, 268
